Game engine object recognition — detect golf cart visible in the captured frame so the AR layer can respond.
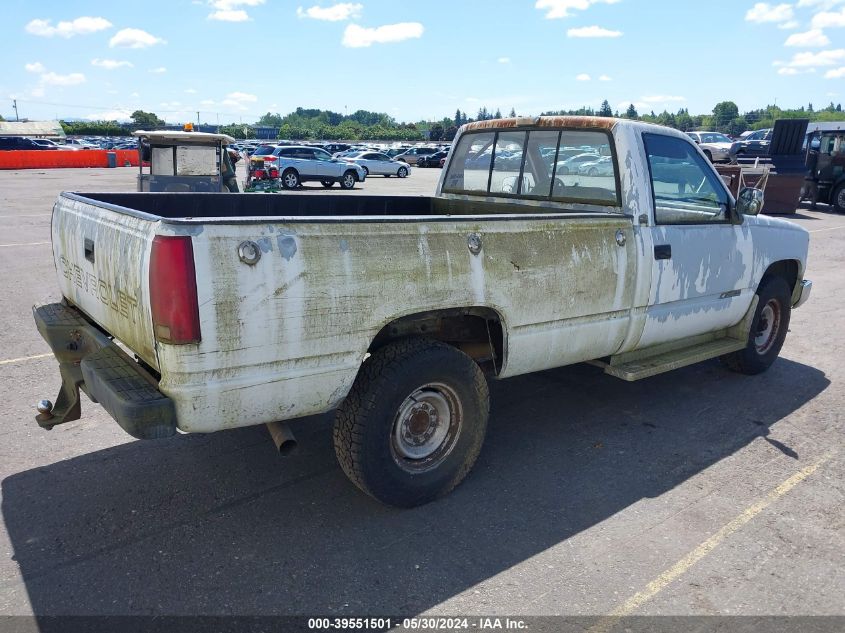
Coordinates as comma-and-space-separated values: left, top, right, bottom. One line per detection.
135, 129, 240, 193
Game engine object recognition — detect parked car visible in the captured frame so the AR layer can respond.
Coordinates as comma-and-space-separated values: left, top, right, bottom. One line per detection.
554, 152, 601, 175
686, 131, 733, 163
262, 145, 366, 189
417, 151, 448, 168
730, 128, 773, 162
0, 137, 58, 150
31, 138, 80, 150
63, 139, 97, 149
577, 155, 614, 176
395, 147, 439, 165
342, 151, 410, 178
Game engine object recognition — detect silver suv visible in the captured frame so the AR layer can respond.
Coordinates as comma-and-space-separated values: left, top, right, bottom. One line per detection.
266, 146, 366, 189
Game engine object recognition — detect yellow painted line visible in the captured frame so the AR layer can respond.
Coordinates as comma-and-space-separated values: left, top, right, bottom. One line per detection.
808, 225, 845, 233
0, 241, 50, 247
0, 353, 53, 366
588, 451, 834, 633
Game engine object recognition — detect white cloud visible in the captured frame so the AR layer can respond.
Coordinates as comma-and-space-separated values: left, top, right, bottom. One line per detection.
200, 99, 216, 106
785, 29, 831, 46
297, 3, 363, 21
498, 57, 511, 64
342, 22, 424, 47
209, 10, 250, 21
745, 3, 794, 23
599, 74, 612, 80
812, 7, 845, 27
25, 16, 112, 38
825, 66, 845, 77
207, 0, 265, 20
109, 28, 165, 48
642, 95, 686, 103
40, 72, 86, 86
775, 48, 845, 67
535, 0, 621, 19
130, 92, 140, 97
149, 67, 168, 73
778, 19, 801, 28
25, 62, 45, 73
778, 66, 801, 74
567, 25, 622, 37
92, 58, 134, 70
221, 91, 258, 109
576, 73, 591, 81
185, 88, 198, 94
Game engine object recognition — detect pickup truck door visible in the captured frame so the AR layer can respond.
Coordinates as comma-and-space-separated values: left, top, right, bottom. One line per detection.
638, 133, 754, 348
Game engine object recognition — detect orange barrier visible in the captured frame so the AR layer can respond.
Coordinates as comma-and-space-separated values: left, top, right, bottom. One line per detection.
0, 149, 140, 170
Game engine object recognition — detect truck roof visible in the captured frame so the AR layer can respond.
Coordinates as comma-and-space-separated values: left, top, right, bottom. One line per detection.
133, 130, 236, 144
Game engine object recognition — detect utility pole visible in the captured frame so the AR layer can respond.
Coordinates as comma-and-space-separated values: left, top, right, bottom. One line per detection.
196, 111, 200, 129
12, 99, 19, 121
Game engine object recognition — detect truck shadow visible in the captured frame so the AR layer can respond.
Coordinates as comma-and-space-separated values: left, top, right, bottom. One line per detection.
2, 357, 828, 616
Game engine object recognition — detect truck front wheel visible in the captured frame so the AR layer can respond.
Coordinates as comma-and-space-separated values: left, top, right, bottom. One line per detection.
721, 276, 792, 375
333, 338, 489, 507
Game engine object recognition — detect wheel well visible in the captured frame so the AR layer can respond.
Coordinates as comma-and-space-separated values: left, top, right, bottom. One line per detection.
369, 308, 505, 376
761, 260, 799, 296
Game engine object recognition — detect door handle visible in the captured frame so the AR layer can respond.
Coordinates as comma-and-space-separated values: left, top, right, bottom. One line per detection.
84, 238, 95, 264
654, 244, 671, 260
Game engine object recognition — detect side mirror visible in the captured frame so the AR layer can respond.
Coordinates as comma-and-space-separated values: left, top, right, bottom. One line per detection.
736, 187, 764, 216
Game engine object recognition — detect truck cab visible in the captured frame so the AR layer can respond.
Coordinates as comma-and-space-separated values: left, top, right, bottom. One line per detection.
801, 129, 845, 212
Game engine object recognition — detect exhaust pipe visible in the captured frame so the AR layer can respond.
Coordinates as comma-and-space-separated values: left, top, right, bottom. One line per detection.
266, 421, 297, 456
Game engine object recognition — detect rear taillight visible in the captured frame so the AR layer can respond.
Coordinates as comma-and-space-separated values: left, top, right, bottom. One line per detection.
149, 236, 201, 344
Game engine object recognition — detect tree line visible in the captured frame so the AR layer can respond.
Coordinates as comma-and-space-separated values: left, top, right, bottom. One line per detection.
56, 101, 844, 140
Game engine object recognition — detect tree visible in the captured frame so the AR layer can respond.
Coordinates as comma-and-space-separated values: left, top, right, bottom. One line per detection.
598, 100, 613, 117
711, 101, 739, 131
625, 104, 638, 119
130, 110, 164, 128
494, 108, 502, 119
454, 109, 463, 127
429, 123, 444, 141
509, 107, 516, 117
444, 125, 459, 141
258, 112, 283, 127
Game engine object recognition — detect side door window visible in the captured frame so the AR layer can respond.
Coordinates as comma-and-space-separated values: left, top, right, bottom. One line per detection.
643, 133, 729, 224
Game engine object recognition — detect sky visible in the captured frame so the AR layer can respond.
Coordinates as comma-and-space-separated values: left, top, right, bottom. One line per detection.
2, 0, 844, 125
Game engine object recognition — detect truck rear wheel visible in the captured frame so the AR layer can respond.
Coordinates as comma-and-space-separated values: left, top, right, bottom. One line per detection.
833, 184, 845, 213
721, 276, 792, 375
333, 338, 489, 508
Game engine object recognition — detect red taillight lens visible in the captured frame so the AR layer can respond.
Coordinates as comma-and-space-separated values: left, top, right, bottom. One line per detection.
150, 236, 201, 344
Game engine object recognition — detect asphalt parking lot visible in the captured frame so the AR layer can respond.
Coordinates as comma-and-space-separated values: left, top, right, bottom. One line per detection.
0, 165, 842, 625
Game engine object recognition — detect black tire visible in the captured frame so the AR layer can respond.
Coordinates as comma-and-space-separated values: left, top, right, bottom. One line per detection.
397, 166, 408, 178
833, 184, 845, 213
281, 169, 300, 189
703, 150, 713, 162
340, 171, 357, 189
588, 167, 598, 176
721, 276, 792, 375
333, 338, 490, 508
321, 180, 334, 188
362, 166, 369, 176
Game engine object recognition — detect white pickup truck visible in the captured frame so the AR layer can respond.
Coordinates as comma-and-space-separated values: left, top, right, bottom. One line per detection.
34, 116, 811, 507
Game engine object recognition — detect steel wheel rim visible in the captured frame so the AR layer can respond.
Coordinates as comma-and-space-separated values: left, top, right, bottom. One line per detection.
754, 299, 781, 354
398, 168, 407, 177
391, 382, 462, 472
284, 173, 298, 187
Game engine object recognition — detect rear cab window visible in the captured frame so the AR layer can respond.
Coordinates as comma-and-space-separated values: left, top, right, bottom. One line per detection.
443, 127, 620, 208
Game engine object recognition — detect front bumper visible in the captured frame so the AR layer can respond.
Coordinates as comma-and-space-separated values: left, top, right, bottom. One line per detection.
33, 302, 176, 439
793, 279, 812, 308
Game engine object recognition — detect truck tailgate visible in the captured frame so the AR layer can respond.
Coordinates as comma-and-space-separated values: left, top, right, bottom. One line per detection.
51, 193, 160, 368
